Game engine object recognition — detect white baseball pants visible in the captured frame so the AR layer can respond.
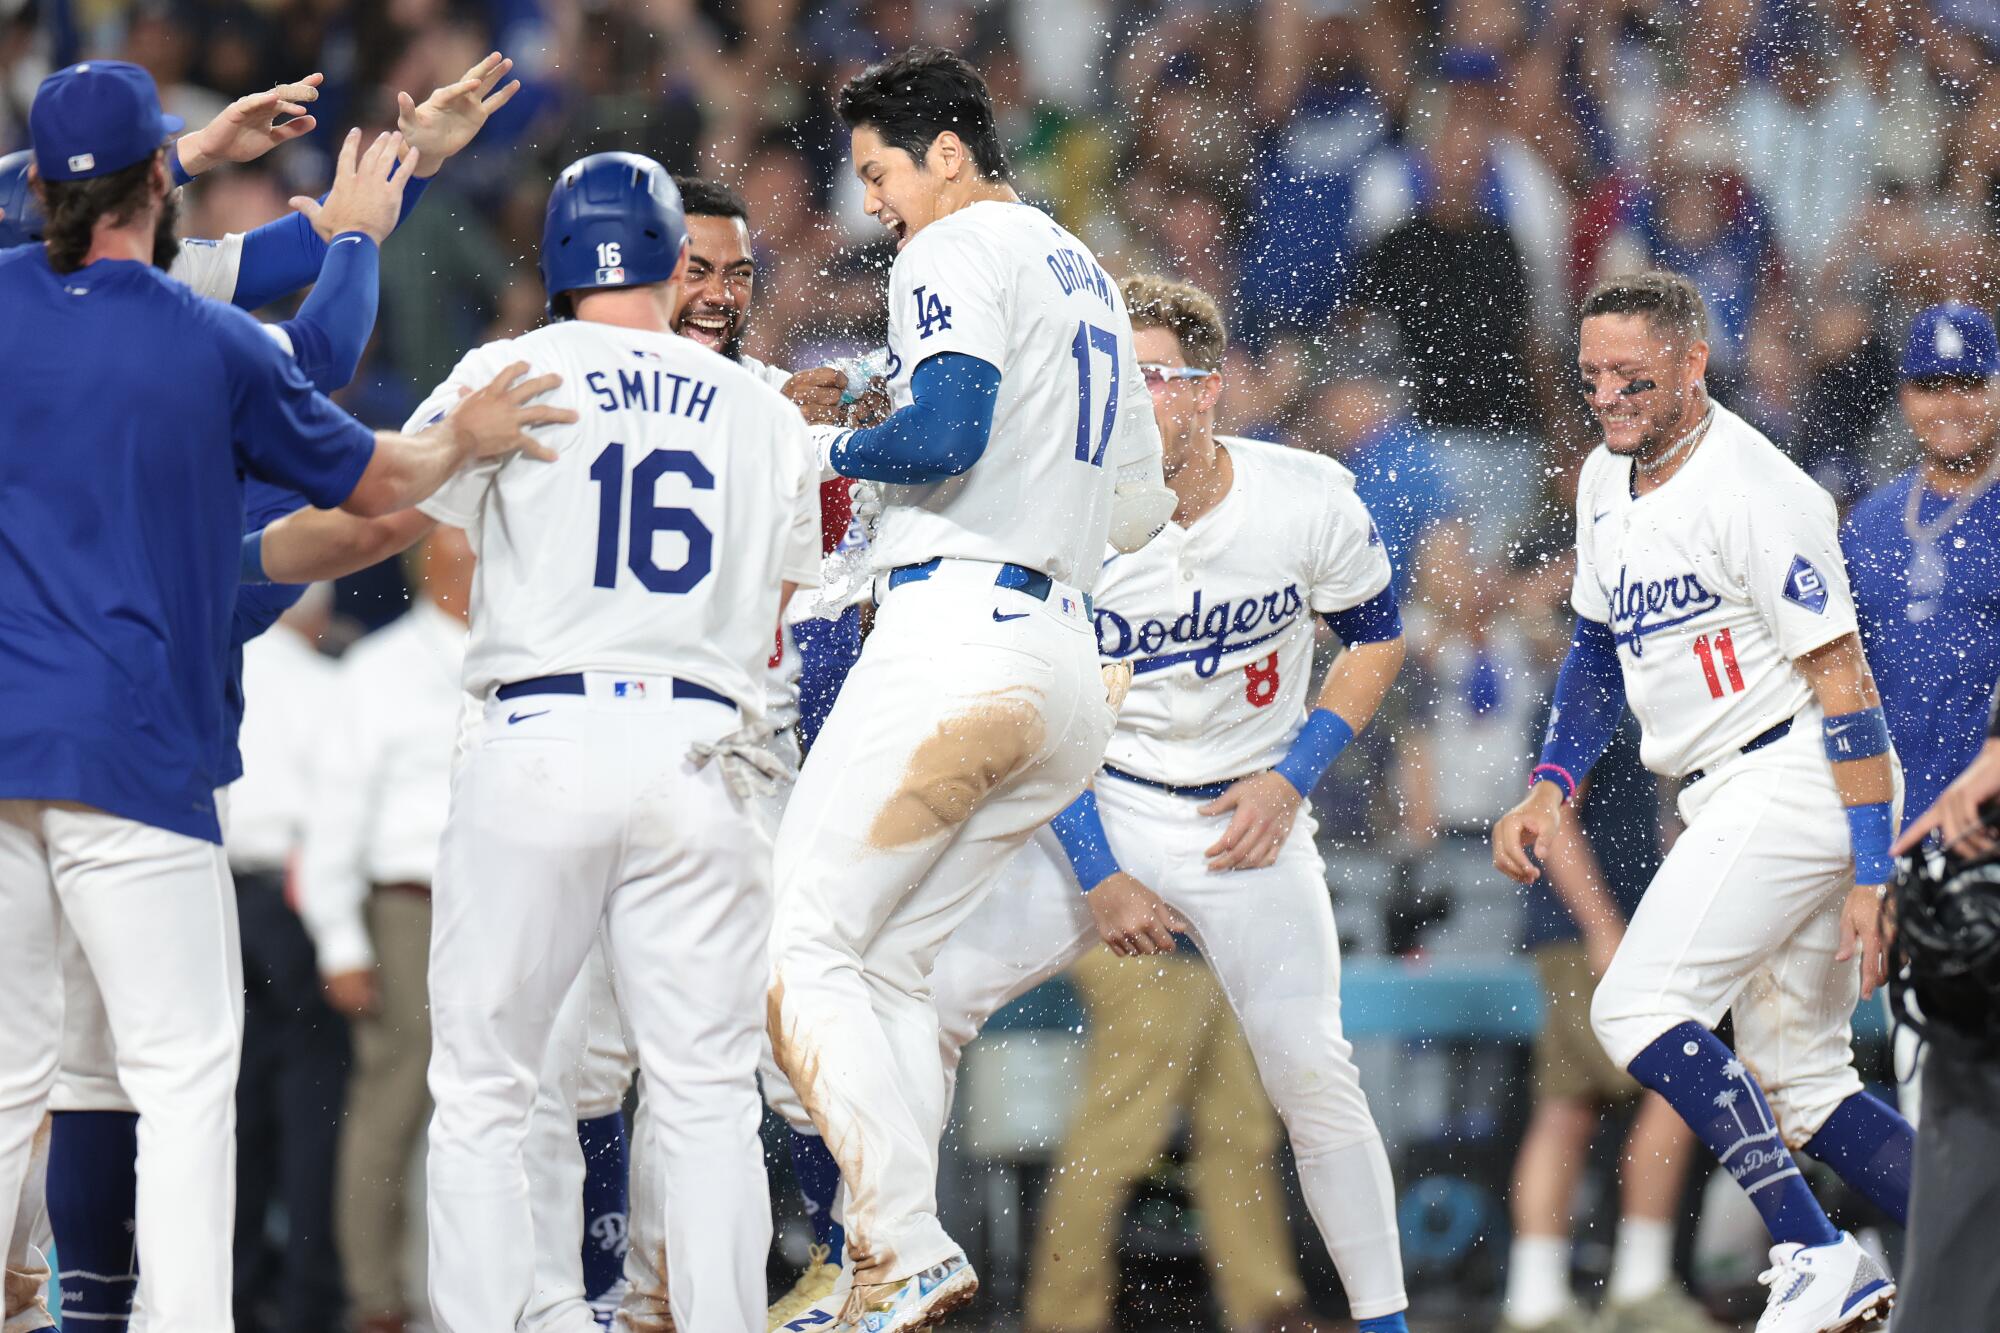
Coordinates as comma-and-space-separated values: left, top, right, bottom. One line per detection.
0, 801, 242, 1333
930, 776, 1409, 1320
424, 680, 771, 1333
1591, 711, 1893, 1144
768, 562, 1115, 1284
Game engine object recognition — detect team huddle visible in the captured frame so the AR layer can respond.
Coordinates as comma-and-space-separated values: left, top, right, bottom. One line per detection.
0, 39, 1930, 1333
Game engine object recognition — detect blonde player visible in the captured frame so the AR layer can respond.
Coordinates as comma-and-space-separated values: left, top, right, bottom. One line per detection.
764, 48, 1173, 1333
916, 277, 1412, 1333
413, 153, 820, 1333
1493, 272, 1910, 1333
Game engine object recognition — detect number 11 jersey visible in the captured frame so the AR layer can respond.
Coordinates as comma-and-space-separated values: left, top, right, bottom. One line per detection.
1571, 402, 1858, 780
872, 200, 1163, 592
412, 321, 821, 716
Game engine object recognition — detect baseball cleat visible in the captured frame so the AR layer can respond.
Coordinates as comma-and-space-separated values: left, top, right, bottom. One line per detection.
767, 1245, 841, 1331
834, 1253, 977, 1333
1753, 1234, 1894, 1332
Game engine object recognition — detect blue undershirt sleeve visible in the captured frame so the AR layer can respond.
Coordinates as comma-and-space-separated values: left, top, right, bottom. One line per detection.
1049, 789, 1122, 893
827, 353, 999, 484
1533, 615, 1627, 802
272, 233, 379, 392
229, 176, 429, 311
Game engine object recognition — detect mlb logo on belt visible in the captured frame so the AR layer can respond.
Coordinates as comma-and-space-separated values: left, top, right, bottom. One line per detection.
1060, 595, 1079, 616
613, 680, 646, 699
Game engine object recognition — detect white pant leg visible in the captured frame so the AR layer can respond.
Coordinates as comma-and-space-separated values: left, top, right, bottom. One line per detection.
602, 699, 774, 1333
43, 804, 241, 1333
1589, 723, 1880, 1145
0, 803, 60, 1333
424, 702, 623, 1333
523, 938, 635, 1333
612, 1085, 670, 1333
3, 1108, 53, 1333
1107, 778, 1406, 1321
49, 917, 134, 1114
768, 577, 1112, 1284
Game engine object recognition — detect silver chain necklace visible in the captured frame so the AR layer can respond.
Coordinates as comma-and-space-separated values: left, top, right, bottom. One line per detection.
1636, 399, 1717, 478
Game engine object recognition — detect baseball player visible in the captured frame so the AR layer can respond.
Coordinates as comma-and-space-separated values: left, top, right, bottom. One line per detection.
917, 275, 1411, 1333
0, 61, 519, 1333
764, 47, 1173, 1333
413, 152, 820, 1333
0, 57, 558, 1333
1492, 271, 1911, 1333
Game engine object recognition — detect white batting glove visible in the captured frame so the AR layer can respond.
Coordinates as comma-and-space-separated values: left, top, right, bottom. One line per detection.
689, 724, 797, 801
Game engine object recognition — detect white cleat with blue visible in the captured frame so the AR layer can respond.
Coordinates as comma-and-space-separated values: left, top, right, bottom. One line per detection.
1754, 1233, 1895, 1333
834, 1253, 978, 1333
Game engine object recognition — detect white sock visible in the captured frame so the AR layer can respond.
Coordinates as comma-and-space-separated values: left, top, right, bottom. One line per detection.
1503, 1234, 1575, 1325
1607, 1216, 1676, 1305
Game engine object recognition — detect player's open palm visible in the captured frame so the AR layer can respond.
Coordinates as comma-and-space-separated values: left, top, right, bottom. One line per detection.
448, 361, 573, 462
177, 73, 322, 175
1492, 783, 1564, 886
1087, 872, 1192, 956
292, 129, 419, 244
1200, 771, 1301, 871
398, 52, 522, 174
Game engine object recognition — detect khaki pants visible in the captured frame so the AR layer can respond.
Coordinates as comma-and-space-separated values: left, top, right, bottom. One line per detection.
336, 888, 433, 1321
1024, 948, 1304, 1332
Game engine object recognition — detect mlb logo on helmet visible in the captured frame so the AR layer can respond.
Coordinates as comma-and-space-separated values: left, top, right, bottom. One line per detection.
595, 266, 625, 286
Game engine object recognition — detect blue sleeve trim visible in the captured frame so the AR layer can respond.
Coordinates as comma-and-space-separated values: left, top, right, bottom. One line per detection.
1534, 615, 1626, 802
1050, 789, 1121, 892
828, 353, 998, 483
169, 149, 194, 188
1847, 801, 1895, 886
275, 233, 379, 392
240, 530, 267, 584
1323, 585, 1402, 645
1273, 708, 1355, 799
1823, 706, 1892, 762
232, 210, 329, 311
397, 174, 430, 227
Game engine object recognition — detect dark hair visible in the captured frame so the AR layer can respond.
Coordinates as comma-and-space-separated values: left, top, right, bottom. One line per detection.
672, 176, 748, 223
1580, 270, 1709, 344
1121, 274, 1228, 370
836, 47, 1010, 182
33, 151, 161, 274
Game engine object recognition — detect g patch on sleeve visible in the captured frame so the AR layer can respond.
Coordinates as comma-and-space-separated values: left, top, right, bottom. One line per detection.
1782, 554, 1829, 614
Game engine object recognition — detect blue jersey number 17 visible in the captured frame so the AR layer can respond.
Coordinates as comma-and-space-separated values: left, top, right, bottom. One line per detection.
588, 441, 714, 594
1071, 321, 1120, 467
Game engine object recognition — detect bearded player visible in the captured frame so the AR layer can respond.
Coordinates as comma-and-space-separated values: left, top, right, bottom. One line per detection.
764, 46, 1173, 1333
1493, 272, 1911, 1333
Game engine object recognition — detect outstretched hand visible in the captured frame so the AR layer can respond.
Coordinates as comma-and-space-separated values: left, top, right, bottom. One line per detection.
177, 74, 324, 177
398, 52, 522, 178
445, 361, 573, 462
289, 129, 419, 244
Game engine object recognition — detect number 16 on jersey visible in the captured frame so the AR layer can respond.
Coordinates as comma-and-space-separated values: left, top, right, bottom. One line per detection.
589, 442, 714, 594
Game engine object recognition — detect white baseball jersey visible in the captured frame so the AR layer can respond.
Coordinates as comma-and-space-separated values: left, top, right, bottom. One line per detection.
1097, 437, 1392, 785
872, 200, 1162, 590
1573, 403, 1857, 779
412, 320, 821, 714
170, 234, 247, 303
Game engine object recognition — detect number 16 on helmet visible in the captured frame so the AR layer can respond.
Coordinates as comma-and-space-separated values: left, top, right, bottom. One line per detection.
540, 151, 688, 319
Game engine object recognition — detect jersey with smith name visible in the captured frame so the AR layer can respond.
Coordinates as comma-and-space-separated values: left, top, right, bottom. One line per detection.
413, 320, 821, 716
1573, 402, 1857, 780
1098, 437, 1391, 786
873, 199, 1162, 591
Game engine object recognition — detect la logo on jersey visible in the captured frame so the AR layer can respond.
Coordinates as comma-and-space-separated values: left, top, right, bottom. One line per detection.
1782, 555, 1828, 614
913, 285, 953, 340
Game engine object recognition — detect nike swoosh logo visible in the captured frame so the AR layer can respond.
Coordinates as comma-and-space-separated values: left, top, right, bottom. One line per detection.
335, 236, 363, 246
507, 709, 550, 725
992, 609, 1030, 623
1592, 511, 1611, 524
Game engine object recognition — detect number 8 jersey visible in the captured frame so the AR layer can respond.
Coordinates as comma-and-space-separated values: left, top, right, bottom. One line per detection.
1572, 402, 1858, 780
872, 200, 1162, 592
1097, 437, 1391, 786
411, 321, 822, 716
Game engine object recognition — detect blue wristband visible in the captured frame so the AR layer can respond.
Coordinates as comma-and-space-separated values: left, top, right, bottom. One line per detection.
1273, 708, 1355, 800
1846, 801, 1895, 887
169, 148, 194, 188
1049, 789, 1121, 892
1823, 706, 1892, 762
240, 529, 268, 585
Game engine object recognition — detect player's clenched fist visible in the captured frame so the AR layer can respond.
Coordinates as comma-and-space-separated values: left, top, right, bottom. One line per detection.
444, 361, 573, 462
1200, 770, 1303, 871
1086, 872, 1192, 956
1492, 780, 1565, 885
291, 128, 419, 244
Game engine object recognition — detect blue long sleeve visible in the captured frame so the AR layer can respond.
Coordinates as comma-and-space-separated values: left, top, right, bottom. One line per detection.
274, 232, 379, 392
231, 175, 430, 311
828, 353, 998, 484
1533, 615, 1627, 801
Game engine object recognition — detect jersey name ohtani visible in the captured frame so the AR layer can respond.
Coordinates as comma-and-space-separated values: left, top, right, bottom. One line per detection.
1096, 584, 1308, 678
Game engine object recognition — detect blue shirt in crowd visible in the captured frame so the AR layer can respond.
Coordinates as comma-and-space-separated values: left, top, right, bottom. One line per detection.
1523, 716, 1659, 950
1842, 468, 2000, 823
0, 248, 376, 842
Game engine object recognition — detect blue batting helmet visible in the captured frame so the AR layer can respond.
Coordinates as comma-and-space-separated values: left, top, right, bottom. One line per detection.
540, 152, 687, 319
0, 150, 44, 251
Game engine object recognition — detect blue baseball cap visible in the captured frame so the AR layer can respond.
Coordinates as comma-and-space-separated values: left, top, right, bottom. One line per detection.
30, 61, 184, 183
1903, 303, 1999, 381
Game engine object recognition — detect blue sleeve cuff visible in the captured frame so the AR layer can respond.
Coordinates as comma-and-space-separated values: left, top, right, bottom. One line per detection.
829, 353, 998, 483
277, 232, 379, 392
1050, 789, 1121, 892
398, 173, 430, 226
1847, 801, 1895, 886
1322, 585, 1402, 645
1534, 615, 1626, 802
1273, 708, 1355, 799
169, 148, 195, 188
240, 529, 268, 584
